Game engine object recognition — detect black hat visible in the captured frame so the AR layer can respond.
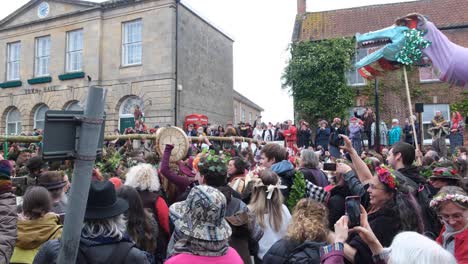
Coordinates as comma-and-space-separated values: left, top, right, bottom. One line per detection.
85, 181, 129, 220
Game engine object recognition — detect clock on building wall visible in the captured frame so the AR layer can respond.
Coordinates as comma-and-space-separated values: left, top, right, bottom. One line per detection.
37, 2, 50, 19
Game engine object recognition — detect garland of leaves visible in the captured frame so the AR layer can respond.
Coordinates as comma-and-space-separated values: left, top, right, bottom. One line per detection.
287, 170, 306, 211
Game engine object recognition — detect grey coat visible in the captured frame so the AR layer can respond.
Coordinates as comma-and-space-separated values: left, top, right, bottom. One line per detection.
0, 192, 17, 264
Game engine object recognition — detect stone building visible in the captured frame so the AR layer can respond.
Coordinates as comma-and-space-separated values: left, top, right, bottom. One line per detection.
0, 0, 255, 134
293, 0, 468, 145
233, 89, 264, 125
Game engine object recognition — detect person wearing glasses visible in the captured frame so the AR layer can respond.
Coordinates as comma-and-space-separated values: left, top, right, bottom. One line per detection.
430, 186, 468, 263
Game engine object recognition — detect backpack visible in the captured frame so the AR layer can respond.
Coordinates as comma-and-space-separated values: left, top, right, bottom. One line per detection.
285, 242, 324, 264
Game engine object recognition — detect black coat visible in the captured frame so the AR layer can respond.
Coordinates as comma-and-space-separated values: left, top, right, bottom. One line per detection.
297, 129, 311, 148
326, 185, 351, 230
347, 205, 400, 264
263, 239, 325, 264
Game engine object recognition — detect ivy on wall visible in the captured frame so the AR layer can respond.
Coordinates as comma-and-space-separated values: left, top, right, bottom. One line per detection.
282, 38, 355, 125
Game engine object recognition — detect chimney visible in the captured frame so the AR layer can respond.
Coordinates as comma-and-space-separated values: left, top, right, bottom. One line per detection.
297, 0, 306, 15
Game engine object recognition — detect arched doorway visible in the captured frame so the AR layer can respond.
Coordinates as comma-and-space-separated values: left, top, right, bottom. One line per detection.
119, 96, 144, 133
6, 108, 22, 135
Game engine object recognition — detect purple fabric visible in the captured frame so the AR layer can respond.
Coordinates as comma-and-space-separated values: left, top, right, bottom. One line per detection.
422, 21, 468, 88
349, 124, 362, 140
160, 144, 193, 194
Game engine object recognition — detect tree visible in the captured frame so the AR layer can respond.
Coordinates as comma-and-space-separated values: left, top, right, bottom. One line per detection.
283, 39, 355, 125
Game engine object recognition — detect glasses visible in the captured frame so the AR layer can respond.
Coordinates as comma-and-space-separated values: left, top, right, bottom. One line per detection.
368, 184, 386, 191
439, 213, 464, 222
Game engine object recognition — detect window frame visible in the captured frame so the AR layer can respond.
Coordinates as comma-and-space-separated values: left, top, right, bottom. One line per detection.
122, 19, 143, 67
34, 104, 49, 130
6, 41, 21, 81
34, 35, 51, 77
6, 108, 22, 135
346, 48, 368, 87
66, 29, 84, 73
419, 64, 441, 83
421, 104, 450, 145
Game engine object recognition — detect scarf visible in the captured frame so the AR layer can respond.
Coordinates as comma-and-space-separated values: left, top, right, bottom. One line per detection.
170, 230, 229, 257
441, 221, 468, 254
451, 112, 463, 129
0, 179, 12, 194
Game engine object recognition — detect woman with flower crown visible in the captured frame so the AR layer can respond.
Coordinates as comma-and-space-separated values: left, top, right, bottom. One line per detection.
326, 134, 425, 263
430, 186, 468, 263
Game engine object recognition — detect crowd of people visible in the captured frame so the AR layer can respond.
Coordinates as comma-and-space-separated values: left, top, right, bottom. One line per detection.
0, 108, 466, 264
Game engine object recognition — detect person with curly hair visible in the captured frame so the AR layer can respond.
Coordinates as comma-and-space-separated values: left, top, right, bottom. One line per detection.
263, 199, 328, 263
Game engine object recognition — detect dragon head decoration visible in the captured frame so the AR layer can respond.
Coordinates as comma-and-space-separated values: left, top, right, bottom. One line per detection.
355, 13, 468, 87
355, 14, 429, 79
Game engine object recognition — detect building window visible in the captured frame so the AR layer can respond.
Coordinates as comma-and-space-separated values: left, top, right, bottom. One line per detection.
6, 108, 21, 135
119, 96, 144, 132
419, 64, 440, 82
242, 108, 245, 122
346, 48, 368, 86
234, 106, 237, 124
7, 42, 21, 81
35, 36, 51, 77
65, 101, 83, 111
422, 104, 450, 143
34, 104, 49, 130
66, 29, 83, 72
249, 112, 252, 124
122, 20, 142, 66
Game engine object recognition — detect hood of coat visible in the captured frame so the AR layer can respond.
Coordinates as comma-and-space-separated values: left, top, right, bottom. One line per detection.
16, 213, 62, 249
271, 160, 294, 175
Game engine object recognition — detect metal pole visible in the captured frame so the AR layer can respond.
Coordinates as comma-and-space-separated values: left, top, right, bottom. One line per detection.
57, 86, 105, 263
374, 79, 380, 152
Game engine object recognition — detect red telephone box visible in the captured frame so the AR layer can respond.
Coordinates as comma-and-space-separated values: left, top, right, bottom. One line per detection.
184, 114, 208, 129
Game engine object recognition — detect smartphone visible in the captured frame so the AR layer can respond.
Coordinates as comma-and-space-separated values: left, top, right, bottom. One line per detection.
323, 163, 337, 171
345, 196, 361, 228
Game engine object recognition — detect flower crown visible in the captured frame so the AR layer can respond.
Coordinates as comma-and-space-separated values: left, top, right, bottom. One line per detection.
376, 166, 399, 190
429, 193, 468, 208
432, 167, 459, 178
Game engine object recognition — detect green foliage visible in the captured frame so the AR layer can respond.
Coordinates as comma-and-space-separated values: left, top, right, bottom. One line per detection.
198, 151, 228, 175
96, 149, 122, 174
283, 39, 355, 124
451, 91, 468, 116
287, 170, 306, 211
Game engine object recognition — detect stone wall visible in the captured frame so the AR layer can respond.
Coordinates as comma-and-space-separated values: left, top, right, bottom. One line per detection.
176, 4, 234, 127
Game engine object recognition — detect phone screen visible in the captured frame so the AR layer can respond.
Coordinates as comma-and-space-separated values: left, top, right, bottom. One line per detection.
323, 163, 337, 171
345, 196, 361, 228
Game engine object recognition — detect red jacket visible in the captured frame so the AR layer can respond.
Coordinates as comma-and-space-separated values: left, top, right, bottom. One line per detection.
284, 125, 297, 142
436, 225, 468, 264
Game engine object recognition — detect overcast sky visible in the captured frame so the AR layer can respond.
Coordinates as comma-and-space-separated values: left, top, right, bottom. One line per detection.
1, 0, 417, 123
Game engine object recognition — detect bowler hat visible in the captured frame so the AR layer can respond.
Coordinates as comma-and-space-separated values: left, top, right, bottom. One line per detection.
85, 181, 129, 220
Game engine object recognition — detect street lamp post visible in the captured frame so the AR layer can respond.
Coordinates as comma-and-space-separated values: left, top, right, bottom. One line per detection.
374, 79, 381, 153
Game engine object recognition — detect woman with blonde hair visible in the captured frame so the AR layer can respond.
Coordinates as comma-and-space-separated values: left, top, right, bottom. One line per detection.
263, 199, 328, 263
248, 169, 291, 262
125, 163, 170, 258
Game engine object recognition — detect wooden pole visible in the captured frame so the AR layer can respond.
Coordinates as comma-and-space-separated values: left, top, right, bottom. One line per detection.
403, 66, 421, 160
0, 134, 261, 144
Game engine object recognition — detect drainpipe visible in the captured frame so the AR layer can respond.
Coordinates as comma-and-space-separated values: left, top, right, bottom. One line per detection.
174, 0, 180, 126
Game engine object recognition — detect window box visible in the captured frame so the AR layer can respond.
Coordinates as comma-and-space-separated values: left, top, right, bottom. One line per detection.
28, 76, 52, 85
59, 71, 85, 81
0, 80, 22, 88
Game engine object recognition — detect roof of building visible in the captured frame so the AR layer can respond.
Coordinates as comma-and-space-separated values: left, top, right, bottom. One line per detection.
293, 0, 468, 42
0, 0, 234, 41
233, 90, 264, 112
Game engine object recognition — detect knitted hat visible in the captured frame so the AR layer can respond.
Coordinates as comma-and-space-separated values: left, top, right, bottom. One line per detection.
0, 160, 12, 180
0, 160, 12, 194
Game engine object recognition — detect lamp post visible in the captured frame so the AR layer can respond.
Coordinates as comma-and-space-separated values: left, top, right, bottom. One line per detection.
374, 79, 381, 153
